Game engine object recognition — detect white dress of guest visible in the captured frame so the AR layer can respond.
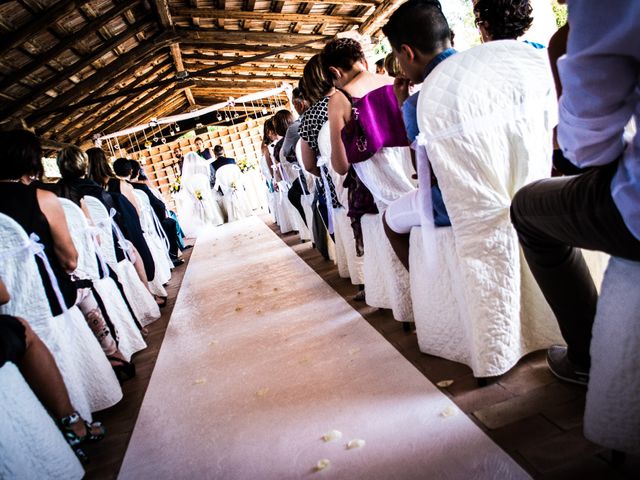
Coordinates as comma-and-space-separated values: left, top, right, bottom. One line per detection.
176, 152, 224, 237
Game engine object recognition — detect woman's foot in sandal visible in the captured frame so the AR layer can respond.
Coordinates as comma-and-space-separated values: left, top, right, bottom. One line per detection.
154, 295, 167, 308
59, 411, 106, 463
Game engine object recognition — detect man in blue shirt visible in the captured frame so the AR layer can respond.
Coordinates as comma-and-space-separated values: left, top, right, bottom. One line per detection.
511, 0, 640, 385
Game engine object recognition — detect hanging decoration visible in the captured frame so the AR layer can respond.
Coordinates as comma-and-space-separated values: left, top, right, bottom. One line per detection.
97, 83, 292, 142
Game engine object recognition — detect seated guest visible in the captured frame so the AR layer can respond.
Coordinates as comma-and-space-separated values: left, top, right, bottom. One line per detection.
128, 160, 184, 267
272, 109, 308, 223
0, 133, 130, 372
110, 158, 142, 215
323, 38, 414, 250
0, 278, 105, 463
510, 0, 640, 384
298, 55, 344, 259
0, 130, 78, 317
211, 146, 236, 171
86, 148, 158, 300
380, 0, 455, 269
473, 0, 543, 47
281, 89, 311, 226
281, 88, 309, 163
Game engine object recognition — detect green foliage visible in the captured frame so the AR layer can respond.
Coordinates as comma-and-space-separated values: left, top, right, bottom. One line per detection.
551, 0, 568, 28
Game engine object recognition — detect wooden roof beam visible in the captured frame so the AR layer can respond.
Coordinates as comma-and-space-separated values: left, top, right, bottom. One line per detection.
359, 0, 402, 35
0, 19, 153, 120
0, 0, 141, 92
151, 0, 202, 108
54, 60, 175, 140
182, 43, 320, 55
0, 0, 84, 52
172, 8, 364, 25
28, 32, 177, 124
102, 87, 188, 136
177, 29, 330, 46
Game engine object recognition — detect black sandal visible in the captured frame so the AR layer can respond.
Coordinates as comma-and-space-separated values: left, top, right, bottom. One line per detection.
108, 356, 136, 383
59, 411, 106, 463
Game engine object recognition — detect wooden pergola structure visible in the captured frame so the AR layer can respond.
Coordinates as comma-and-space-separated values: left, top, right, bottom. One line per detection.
0, 0, 403, 148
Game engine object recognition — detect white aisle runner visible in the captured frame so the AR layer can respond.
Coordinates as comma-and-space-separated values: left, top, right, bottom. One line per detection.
118, 217, 529, 479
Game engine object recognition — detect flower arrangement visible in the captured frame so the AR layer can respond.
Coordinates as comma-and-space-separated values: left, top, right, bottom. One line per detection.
169, 176, 181, 194
194, 189, 203, 201
237, 158, 256, 173
230, 181, 237, 191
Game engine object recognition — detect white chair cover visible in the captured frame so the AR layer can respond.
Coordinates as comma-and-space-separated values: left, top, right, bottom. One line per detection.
82, 196, 160, 326
413, 40, 563, 377
584, 257, 640, 453
0, 363, 84, 479
133, 190, 171, 298
60, 199, 146, 362
294, 140, 317, 245
0, 213, 122, 420
317, 122, 365, 285
241, 169, 268, 213
361, 213, 413, 322
214, 163, 253, 222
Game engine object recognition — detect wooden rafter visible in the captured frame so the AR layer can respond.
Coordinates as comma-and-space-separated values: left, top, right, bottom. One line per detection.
0, 19, 153, 120
177, 29, 330, 46
0, 0, 141, 92
171, 8, 364, 25
54, 60, 175, 139
0, 0, 83, 52
152, 0, 196, 107
28, 32, 177, 124
359, 0, 401, 35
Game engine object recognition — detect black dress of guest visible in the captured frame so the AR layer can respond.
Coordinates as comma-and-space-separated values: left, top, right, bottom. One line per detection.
0, 183, 77, 316
106, 178, 155, 281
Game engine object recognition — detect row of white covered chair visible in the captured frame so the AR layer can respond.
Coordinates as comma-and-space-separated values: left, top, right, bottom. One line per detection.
0, 188, 177, 477
297, 41, 613, 382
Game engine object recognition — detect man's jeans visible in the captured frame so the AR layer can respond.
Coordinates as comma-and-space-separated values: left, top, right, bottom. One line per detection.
510, 163, 640, 368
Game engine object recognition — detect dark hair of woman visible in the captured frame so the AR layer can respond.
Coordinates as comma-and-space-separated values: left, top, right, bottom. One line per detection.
272, 110, 294, 137
321, 38, 365, 79
474, 0, 533, 40
129, 159, 141, 179
263, 118, 275, 145
0, 129, 43, 180
301, 54, 333, 104
56, 145, 88, 180
86, 147, 114, 187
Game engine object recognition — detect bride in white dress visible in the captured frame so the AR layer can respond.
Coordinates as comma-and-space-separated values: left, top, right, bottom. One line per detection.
175, 152, 224, 237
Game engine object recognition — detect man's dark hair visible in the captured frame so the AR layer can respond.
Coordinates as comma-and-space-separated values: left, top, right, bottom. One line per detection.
321, 38, 365, 79
474, 0, 533, 40
375, 58, 384, 68
272, 110, 294, 137
382, 0, 453, 55
292, 87, 303, 100
0, 129, 43, 180
113, 158, 133, 177
213, 145, 224, 157
195, 136, 203, 143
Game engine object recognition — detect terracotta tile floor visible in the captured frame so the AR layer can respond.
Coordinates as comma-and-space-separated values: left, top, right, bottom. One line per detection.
83, 222, 640, 479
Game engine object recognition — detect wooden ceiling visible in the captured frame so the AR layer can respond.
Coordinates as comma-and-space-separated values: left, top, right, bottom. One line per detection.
0, 0, 401, 145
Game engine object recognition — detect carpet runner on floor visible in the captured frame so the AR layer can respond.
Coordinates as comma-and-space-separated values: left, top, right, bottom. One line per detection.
118, 217, 529, 479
